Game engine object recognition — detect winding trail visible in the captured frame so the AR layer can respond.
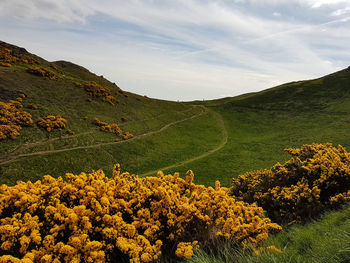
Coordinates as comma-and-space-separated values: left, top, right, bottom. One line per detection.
0, 106, 207, 165
9, 107, 196, 154
139, 109, 228, 177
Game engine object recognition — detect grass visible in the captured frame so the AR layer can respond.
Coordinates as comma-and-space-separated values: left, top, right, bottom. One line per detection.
0, 43, 209, 185
185, 204, 350, 263
163, 106, 350, 186
0, 109, 223, 185
170, 68, 350, 186
2, 44, 350, 188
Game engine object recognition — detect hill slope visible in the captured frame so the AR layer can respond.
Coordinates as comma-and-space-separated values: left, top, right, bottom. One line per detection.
0, 41, 223, 185
1, 40, 350, 188
155, 68, 350, 185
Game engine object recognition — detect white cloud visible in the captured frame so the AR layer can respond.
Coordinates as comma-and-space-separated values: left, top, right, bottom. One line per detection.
0, 0, 349, 100
332, 7, 350, 16
0, 0, 94, 22
305, 0, 350, 8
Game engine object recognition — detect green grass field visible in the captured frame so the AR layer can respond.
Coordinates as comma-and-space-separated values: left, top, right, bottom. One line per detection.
186, 204, 350, 263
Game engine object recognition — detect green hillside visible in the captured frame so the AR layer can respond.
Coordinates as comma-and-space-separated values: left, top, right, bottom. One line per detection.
160, 67, 350, 186
0, 41, 222, 185
1, 40, 350, 188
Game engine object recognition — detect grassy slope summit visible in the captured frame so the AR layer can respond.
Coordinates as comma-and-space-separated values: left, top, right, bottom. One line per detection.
0, 41, 224, 185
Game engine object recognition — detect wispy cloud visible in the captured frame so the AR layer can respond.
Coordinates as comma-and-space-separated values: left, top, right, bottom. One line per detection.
0, 0, 349, 100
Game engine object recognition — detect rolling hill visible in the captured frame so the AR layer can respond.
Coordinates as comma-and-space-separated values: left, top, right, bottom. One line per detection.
0, 41, 225, 185
1, 41, 350, 263
175, 67, 350, 185
1, 40, 350, 188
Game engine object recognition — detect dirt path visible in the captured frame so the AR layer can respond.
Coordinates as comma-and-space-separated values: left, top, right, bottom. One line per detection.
0, 106, 207, 165
9, 130, 98, 154
139, 109, 228, 177
8, 107, 196, 154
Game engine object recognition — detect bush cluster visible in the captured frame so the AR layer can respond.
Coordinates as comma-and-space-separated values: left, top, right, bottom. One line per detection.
81, 81, 118, 105
0, 97, 33, 141
93, 118, 123, 136
231, 143, 350, 223
123, 131, 134, 140
27, 67, 59, 80
21, 55, 40, 65
37, 115, 67, 132
0, 165, 281, 263
0, 48, 40, 66
0, 62, 11, 67
0, 48, 19, 64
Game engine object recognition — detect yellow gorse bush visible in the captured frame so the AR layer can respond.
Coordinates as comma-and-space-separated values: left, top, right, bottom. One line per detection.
0, 98, 33, 141
0, 47, 40, 66
37, 115, 67, 132
93, 117, 123, 136
0, 165, 280, 262
0, 48, 19, 64
27, 67, 59, 80
123, 131, 134, 140
81, 81, 118, 105
231, 143, 350, 223
21, 55, 41, 65
0, 62, 11, 67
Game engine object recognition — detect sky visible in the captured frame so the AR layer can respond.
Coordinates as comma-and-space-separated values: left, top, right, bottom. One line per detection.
0, 0, 350, 101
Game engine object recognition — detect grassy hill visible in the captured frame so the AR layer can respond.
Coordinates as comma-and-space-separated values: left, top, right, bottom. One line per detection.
0, 41, 223, 185
1, 41, 350, 263
159, 67, 350, 186
1, 40, 350, 188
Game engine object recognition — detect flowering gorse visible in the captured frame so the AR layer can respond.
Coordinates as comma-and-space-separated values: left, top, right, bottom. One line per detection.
93, 118, 134, 140
93, 117, 123, 136
0, 62, 11, 67
0, 164, 280, 262
0, 47, 40, 66
0, 48, 19, 64
123, 131, 134, 140
76, 81, 118, 105
0, 96, 33, 141
37, 115, 67, 132
231, 143, 350, 223
27, 67, 59, 80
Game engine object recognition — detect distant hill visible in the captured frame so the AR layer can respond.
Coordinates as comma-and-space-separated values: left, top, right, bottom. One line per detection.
199, 67, 350, 111
184, 67, 350, 185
